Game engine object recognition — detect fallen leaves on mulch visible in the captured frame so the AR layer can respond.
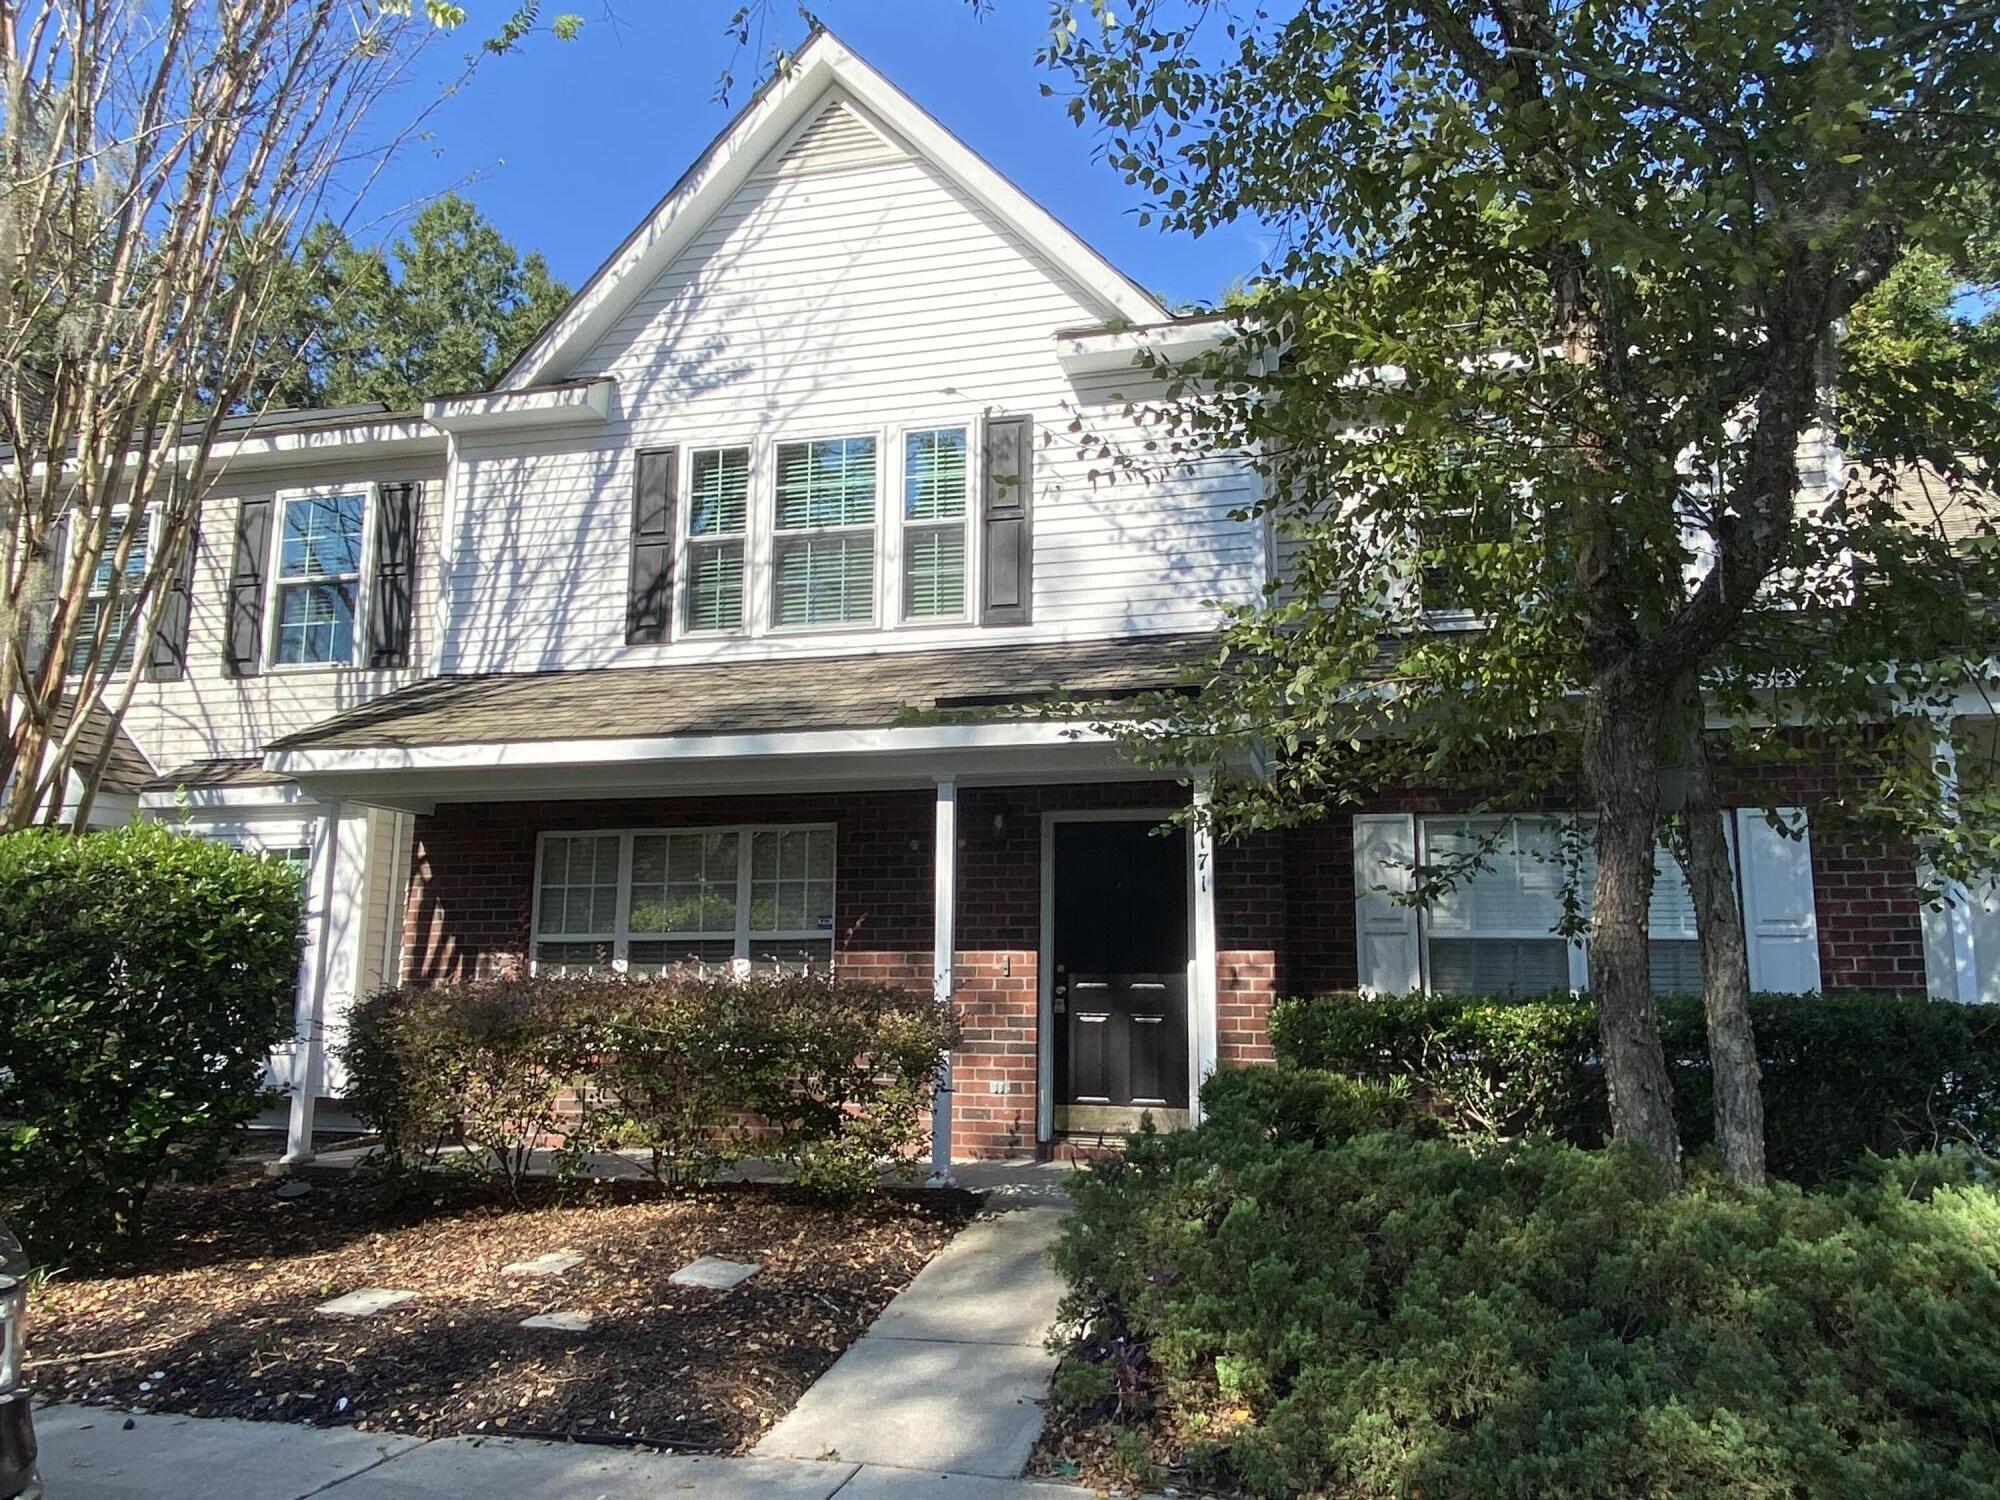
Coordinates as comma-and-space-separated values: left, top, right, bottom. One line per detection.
29, 1164, 974, 1452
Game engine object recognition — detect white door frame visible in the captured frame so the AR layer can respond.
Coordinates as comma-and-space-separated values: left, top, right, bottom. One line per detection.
1037, 805, 1215, 1144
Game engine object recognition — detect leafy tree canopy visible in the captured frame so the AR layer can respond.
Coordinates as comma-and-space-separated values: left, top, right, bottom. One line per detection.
1043, 0, 2000, 1175
256, 193, 570, 411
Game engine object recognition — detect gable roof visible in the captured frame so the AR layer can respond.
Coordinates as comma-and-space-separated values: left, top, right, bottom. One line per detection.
497, 28, 1168, 390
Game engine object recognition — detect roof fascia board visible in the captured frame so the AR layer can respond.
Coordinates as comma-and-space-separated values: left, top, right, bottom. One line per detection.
19, 416, 444, 485
138, 782, 313, 812
422, 377, 615, 434
204, 418, 444, 472
275, 740, 1160, 810
265, 719, 1117, 778
501, 30, 1166, 389
1056, 319, 1244, 375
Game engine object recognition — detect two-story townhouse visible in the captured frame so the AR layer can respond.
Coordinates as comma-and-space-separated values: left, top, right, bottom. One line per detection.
99, 30, 1995, 1168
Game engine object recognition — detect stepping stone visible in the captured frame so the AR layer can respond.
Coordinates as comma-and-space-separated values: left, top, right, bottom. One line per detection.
315, 1287, 417, 1318
500, 1250, 583, 1278
519, 1310, 592, 1332
669, 1255, 762, 1291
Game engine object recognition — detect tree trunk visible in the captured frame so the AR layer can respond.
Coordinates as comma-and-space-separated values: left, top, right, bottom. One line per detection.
1583, 673, 1683, 1187
1670, 681, 1766, 1187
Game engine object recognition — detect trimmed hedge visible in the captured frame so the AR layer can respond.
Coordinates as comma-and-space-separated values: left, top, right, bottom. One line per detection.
344, 970, 958, 1200
1269, 990, 2000, 1181
0, 824, 304, 1260
1050, 1070, 2000, 1498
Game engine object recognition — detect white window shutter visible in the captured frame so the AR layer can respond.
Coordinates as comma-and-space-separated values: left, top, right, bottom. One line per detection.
1735, 807, 1822, 993
1354, 813, 1421, 995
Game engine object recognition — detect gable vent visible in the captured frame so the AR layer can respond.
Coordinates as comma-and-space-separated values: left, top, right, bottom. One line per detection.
754, 98, 902, 179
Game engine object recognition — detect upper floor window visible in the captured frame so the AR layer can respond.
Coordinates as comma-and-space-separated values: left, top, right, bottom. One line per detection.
685, 447, 749, 634
773, 436, 877, 628
646, 422, 988, 643
902, 427, 968, 620
272, 487, 368, 667
69, 511, 152, 675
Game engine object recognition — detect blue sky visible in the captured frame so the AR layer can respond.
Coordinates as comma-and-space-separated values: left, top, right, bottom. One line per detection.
355, 2, 1260, 310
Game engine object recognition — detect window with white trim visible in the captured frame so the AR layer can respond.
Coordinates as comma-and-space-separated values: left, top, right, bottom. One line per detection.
69, 511, 153, 674
272, 487, 368, 665
1419, 815, 1703, 996
684, 446, 749, 633
534, 825, 836, 975
901, 427, 968, 620
772, 437, 875, 628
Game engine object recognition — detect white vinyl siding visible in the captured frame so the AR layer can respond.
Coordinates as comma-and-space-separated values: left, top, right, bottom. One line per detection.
436, 102, 1263, 675
69, 511, 152, 675
901, 426, 969, 620
534, 825, 835, 975
684, 446, 749, 633
272, 488, 369, 667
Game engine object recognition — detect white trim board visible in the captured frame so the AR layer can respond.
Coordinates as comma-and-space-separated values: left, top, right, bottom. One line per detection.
267, 719, 1127, 778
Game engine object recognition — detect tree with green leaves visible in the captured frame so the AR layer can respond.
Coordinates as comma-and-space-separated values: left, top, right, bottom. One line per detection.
256, 193, 571, 412
1045, 0, 2000, 1185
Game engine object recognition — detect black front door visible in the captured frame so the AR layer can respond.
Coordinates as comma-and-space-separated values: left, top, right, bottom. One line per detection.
1052, 820, 1190, 1112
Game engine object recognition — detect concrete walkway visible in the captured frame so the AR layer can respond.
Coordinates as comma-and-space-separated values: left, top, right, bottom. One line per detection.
754, 1204, 1069, 1479
32, 1407, 1104, 1498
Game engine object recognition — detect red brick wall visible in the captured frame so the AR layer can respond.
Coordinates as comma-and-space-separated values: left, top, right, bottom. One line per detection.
1193, 741, 1933, 1017
399, 782, 1189, 1160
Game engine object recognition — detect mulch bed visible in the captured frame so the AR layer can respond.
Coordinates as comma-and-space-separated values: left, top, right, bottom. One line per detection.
29, 1163, 975, 1452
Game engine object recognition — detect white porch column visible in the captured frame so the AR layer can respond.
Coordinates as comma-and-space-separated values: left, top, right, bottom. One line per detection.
284, 802, 341, 1163
929, 777, 958, 1182
1189, 776, 1220, 1126
1927, 735, 1984, 1004
283, 801, 373, 1164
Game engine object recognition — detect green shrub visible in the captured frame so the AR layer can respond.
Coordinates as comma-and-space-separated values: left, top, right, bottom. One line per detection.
345, 976, 613, 1198
1052, 1121, 2000, 1498
1271, 989, 2000, 1181
0, 824, 303, 1260
1197, 1065, 1428, 1149
344, 970, 958, 1200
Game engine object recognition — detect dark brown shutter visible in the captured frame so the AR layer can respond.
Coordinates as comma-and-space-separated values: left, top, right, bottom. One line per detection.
24, 514, 69, 679
980, 414, 1034, 625
627, 447, 678, 644
366, 481, 421, 669
145, 509, 200, 681
223, 496, 272, 677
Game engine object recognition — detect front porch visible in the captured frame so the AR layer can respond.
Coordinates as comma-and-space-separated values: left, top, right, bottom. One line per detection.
276, 771, 1281, 1167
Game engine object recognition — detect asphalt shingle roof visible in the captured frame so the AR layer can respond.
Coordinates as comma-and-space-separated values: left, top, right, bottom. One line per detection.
269, 633, 1216, 753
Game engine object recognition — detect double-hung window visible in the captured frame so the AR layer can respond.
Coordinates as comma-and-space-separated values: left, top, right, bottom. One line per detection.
535, 824, 836, 975
273, 487, 368, 666
684, 447, 749, 633
772, 437, 876, 627
69, 512, 152, 675
1420, 815, 1706, 997
1422, 817, 1580, 996
901, 427, 969, 620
